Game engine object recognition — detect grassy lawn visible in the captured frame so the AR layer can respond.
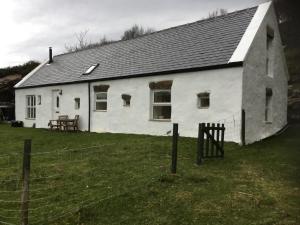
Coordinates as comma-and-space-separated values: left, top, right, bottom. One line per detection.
0, 123, 299, 225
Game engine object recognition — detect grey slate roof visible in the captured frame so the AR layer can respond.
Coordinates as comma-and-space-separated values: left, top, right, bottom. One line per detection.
18, 6, 257, 88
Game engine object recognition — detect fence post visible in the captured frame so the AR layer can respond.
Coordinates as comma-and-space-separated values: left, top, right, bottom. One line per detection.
171, 123, 178, 174
196, 123, 204, 165
221, 124, 225, 158
21, 139, 32, 225
241, 109, 246, 146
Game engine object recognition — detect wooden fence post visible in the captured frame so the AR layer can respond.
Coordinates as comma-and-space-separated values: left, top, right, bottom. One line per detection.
221, 124, 225, 158
21, 139, 32, 225
196, 123, 204, 165
241, 109, 246, 146
171, 123, 178, 174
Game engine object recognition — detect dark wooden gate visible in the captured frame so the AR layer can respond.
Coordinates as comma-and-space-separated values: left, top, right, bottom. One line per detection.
196, 123, 225, 165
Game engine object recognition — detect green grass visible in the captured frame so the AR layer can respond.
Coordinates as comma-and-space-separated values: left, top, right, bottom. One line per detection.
0, 124, 299, 225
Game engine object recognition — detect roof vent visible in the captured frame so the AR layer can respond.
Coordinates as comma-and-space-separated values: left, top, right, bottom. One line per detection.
83, 64, 99, 75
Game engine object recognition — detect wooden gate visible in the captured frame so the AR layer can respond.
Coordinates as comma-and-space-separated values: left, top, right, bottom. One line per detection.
196, 123, 225, 164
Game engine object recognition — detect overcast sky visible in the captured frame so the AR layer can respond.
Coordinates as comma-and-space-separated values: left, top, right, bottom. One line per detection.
0, 0, 265, 68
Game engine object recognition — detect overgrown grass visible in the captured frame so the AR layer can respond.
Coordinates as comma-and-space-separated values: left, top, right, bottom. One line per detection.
0, 124, 299, 225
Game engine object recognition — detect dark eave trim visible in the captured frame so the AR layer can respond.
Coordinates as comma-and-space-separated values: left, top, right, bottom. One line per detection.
15, 61, 243, 90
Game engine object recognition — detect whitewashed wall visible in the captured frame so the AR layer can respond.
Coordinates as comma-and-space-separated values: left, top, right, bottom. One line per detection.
242, 5, 288, 144
15, 83, 89, 130
15, 67, 243, 142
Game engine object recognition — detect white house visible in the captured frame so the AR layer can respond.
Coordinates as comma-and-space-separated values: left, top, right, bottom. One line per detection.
14, 2, 288, 144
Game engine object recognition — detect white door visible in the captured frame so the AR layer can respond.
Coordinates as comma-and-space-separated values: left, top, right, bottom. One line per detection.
52, 90, 61, 119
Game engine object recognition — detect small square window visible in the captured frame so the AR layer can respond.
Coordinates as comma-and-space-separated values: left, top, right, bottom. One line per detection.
75, 98, 80, 110
122, 94, 131, 107
197, 93, 210, 108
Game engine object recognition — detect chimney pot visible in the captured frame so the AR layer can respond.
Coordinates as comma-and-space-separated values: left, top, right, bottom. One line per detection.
49, 47, 53, 63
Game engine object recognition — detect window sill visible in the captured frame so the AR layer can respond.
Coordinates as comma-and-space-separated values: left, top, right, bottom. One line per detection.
265, 121, 272, 124
93, 110, 107, 112
25, 118, 36, 120
198, 107, 209, 109
149, 119, 171, 122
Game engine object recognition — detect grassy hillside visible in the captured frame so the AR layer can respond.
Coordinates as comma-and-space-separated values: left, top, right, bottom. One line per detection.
0, 124, 299, 225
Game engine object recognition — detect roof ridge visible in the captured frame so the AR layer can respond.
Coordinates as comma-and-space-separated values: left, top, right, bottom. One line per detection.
54, 5, 258, 58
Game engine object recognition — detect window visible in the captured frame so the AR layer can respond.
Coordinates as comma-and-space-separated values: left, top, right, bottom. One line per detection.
122, 94, 131, 107
56, 96, 60, 108
74, 98, 80, 109
37, 95, 42, 105
151, 90, 171, 120
266, 27, 274, 77
94, 85, 109, 111
26, 95, 36, 119
265, 88, 273, 122
83, 64, 99, 75
197, 92, 210, 108
95, 92, 107, 111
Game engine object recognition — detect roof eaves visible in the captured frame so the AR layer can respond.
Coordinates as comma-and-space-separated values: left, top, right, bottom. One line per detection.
15, 61, 243, 89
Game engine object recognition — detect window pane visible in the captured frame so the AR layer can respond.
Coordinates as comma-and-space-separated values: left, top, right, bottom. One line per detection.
96, 102, 107, 110
154, 91, 171, 103
200, 98, 210, 108
96, 93, 107, 100
33, 108, 36, 118
75, 98, 80, 109
123, 99, 130, 107
153, 106, 171, 120
198, 93, 210, 108
56, 96, 60, 108
27, 108, 30, 118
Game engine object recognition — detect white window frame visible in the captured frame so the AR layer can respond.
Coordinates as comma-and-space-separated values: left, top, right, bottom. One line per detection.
26, 95, 36, 119
83, 64, 99, 75
95, 92, 107, 111
151, 89, 171, 121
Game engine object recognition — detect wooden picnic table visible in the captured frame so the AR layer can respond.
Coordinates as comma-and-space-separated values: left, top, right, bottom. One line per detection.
48, 115, 79, 131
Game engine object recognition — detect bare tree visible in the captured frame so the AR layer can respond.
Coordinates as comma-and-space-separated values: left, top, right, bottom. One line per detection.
207, 8, 228, 18
65, 25, 155, 53
65, 30, 90, 52
121, 24, 155, 41
65, 31, 114, 52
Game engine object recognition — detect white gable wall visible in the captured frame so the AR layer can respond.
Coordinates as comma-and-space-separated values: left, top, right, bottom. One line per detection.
242, 4, 288, 144
15, 67, 243, 142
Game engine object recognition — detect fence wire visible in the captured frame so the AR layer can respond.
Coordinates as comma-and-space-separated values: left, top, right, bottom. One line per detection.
0, 142, 170, 225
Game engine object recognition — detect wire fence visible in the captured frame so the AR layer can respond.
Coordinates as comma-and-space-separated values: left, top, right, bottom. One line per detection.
0, 142, 171, 225
0, 111, 243, 225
